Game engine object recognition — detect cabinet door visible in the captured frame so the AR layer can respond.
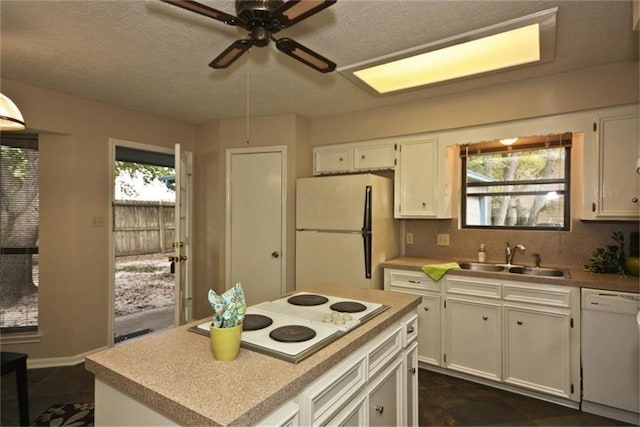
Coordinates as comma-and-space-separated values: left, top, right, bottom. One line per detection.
418, 294, 441, 366
405, 342, 419, 427
354, 144, 395, 171
368, 358, 403, 427
444, 297, 502, 381
594, 114, 639, 218
503, 304, 572, 398
395, 138, 438, 218
313, 147, 352, 174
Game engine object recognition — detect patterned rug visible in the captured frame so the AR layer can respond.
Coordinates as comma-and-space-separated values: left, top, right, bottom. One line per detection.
34, 402, 94, 426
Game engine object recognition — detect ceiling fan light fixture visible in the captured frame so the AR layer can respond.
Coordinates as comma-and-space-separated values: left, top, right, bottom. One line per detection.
0, 93, 26, 131
339, 7, 557, 95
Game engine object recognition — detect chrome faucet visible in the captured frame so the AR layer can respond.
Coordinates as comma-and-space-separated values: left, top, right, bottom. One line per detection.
505, 242, 526, 265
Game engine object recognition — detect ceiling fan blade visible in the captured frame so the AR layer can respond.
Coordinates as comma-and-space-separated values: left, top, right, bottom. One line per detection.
161, 0, 239, 26
275, 37, 336, 73
272, 0, 337, 29
209, 40, 252, 69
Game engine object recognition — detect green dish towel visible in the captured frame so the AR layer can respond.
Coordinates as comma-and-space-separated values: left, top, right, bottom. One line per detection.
421, 262, 460, 282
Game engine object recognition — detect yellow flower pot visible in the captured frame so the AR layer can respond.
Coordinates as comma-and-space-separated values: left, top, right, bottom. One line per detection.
210, 323, 242, 361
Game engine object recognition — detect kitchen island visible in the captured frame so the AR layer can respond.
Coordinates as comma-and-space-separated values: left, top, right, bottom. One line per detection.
85, 284, 420, 426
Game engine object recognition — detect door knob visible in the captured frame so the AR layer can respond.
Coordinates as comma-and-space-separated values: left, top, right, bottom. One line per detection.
271, 251, 280, 258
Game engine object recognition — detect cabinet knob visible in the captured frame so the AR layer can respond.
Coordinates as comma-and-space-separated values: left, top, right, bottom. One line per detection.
632, 197, 638, 203
409, 367, 416, 374
375, 405, 384, 414
517, 320, 524, 325
422, 202, 427, 207
424, 306, 430, 312
482, 315, 488, 321
361, 155, 366, 159
406, 325, 415, 334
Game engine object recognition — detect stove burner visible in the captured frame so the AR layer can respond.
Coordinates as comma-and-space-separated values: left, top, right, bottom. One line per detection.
269, 325, 317, 343
330, 301, 367, 313
287, 294, 329, 306
243, 314, 273, 331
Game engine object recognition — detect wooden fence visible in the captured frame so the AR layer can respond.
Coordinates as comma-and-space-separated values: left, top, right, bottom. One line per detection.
114, 201, 175, 256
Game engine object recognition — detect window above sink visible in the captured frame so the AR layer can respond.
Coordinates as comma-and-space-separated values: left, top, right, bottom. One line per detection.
460, 133, 571, 231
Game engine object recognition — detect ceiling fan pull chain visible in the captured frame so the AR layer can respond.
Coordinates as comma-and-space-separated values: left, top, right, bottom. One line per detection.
246, 50, 251, 144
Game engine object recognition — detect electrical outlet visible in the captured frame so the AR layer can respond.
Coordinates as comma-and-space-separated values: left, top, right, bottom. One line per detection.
406, 233, 414, 244
437, 234, 450, 246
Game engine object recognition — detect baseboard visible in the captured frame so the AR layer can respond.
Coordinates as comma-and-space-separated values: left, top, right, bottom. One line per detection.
582, 400, 640, 425
27, 346, 109, 369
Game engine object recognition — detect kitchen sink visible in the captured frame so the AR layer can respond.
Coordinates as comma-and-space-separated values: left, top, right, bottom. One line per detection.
458, 262, 507, 272
507, 266, 568, 277
458, 262, 569, 278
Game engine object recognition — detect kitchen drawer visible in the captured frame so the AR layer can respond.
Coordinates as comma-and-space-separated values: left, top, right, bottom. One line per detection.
402, 312, 418, 348
298, 352, 367, 425
368, 324, 402, 378
387, 269, 440, 293
446, 277, 502, 299
503, 282, 572, 307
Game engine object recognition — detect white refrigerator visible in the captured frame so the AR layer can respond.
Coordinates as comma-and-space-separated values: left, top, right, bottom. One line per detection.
295, 174, 399, 290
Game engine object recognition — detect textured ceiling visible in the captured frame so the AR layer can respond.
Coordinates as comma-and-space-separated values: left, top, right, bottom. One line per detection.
1, 0, 637, 125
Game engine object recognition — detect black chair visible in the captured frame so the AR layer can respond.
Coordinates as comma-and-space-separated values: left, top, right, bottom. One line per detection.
1, 351, 29, 426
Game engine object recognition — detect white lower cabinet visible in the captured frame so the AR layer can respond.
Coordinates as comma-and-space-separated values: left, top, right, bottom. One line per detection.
385, 268, 441, 366
444, 296, 502, 381
368, 357, 403, 426
404, 341, 419, 427
293, 310, 417, 426
503, 304, 572, 397
384, 268, 581, 405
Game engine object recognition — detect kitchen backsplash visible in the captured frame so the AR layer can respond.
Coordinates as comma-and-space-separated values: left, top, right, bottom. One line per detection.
404, 219, 639, 268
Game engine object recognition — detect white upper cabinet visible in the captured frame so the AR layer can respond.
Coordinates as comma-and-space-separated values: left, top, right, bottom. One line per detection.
395, 138, 437, 217
354, 143, 396, 171
313, 140, 395, 175
584, 108, 639, 219
313, 146, 353, 174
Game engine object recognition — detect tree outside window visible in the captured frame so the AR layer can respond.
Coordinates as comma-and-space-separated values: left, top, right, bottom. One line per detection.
1, 134, 39, 331
461, 133, 571, 230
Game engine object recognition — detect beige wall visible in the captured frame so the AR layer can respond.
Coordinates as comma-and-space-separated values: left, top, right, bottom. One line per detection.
191, 114, 311, 319
1, 79, 196, 361
310, 61, 638, 145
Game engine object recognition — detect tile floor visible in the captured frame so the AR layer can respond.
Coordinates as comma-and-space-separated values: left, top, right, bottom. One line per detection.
0, 364, 631, 426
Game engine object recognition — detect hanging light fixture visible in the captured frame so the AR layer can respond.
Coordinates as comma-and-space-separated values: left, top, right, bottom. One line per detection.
0, 93, 26, 131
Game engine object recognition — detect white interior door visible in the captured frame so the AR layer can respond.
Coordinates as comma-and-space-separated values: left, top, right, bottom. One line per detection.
226, 147, 286, 306
174, 144, 193, 325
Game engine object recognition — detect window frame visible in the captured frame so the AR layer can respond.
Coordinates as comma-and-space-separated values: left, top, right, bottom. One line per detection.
1, 133, 39, 333
460, 134, 571, 231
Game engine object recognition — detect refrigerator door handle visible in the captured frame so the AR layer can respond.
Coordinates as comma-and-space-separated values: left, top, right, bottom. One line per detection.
362, 230, 372, 279
362, 185, 372, 279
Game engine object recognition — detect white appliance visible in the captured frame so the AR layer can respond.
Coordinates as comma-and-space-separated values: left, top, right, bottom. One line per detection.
195, 291, 388, 363
581, 288, 640, 425
295, 174, 399, 290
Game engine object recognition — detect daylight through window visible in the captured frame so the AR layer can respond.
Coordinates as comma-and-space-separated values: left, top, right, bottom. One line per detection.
1, 133, 39, 332
461, 133, 571, 230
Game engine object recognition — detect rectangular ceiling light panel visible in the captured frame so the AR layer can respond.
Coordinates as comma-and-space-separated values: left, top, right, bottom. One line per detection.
341, 8, 557, 95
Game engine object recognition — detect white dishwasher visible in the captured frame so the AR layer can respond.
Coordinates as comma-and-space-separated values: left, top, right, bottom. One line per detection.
581, 288, 640, 425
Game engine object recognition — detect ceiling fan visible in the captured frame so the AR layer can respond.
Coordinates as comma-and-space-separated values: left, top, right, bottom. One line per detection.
162, 0, 337, 73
